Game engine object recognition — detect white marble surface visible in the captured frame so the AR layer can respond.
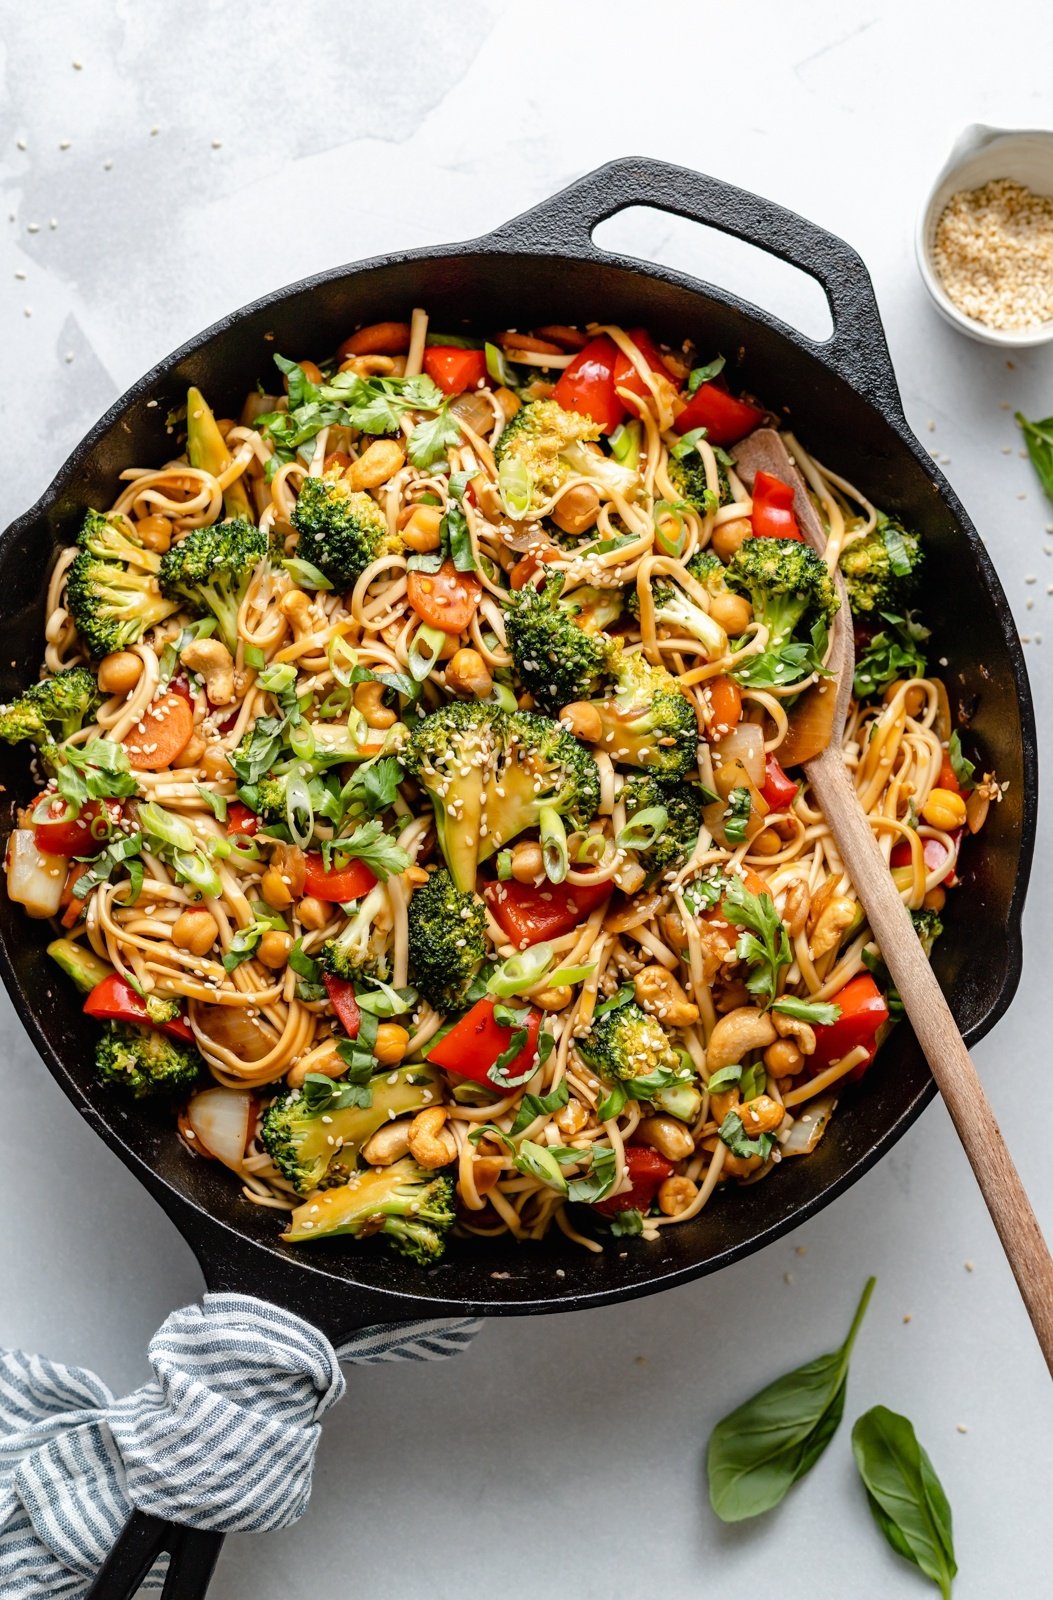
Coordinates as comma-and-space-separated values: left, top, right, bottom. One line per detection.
2, 2, 1052, 1594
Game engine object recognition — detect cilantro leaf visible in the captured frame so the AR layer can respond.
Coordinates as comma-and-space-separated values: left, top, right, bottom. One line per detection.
323, 819, 410, 882
722, 876, 792, 1007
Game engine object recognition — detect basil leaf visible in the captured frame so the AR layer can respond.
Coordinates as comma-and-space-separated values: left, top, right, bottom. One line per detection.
705, 1064, 742, 1094
514, 1140, 568, 1193
687, 355, 725, 394
566, 1143, 616, 1203
723, 786, 751, 843
771, 996, 842, 1026
853, 611, 930, 699
718, 1110, 773, 1161
738, 1061, 766, 1101
1016, 410, 1053, 504
594, 983, 635, 1018
851, 1406, 957, 1598
947, 730, 974, 789
72, 832, 143, 899
597, 1080, 627, 1120
707, 1277, 876, 1522
195, 783, 229, 822
609, 1208, 644, 1237
510, 1077, 570, 1136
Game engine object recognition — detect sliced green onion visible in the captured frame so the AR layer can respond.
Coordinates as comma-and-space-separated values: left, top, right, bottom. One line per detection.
539, 806, 568, 884
284, 766, 314, 847
243, 645, 266, 670
653, 500, 687, 558
488, 942, 555, 998
282, 557, 334, 591
354, 982, 418, 1017
209, 834, 262, 864
573, 831, 608, 864
498, 455, 533, 520
327, 635, 358, 689
547, 961, 596, 987
485, 341, 517, 388
610, 419, 642, 465
287, 719, 317, 761
616, 805, 669, 851
496, 849, 513, 881
258, 662, 298, 694
407, 623, 447, 682
514, 1140, 568, 1194
173, 850, 223, 899
671, 426, 708, 461
488, 681, 519, 713
138, 801, 196, 855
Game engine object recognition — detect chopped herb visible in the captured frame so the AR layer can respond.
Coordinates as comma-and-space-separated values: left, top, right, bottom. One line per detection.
723, 786, 752, 843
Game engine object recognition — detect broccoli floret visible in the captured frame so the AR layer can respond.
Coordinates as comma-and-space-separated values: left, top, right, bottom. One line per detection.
577, 998, 698, 1120
261, 1064, 442, 1193
569, 653, 697, 778
668, 446, 730, 514
291, 474, 402, 589
318, 881, 392, 986
283, 1159, 455, 1261
158, 518, 270, 652
725, 536, 839, 688
505, 572, 617, 713
565, 583, 624, 634
621, 773, 705, 882
494, 399, 639, 514
625, 550, 733, 659
407, 868, 488, 1014
66, 509, 180, 657
95, 1022, 201, 1099
840, 515, 923, 617
0, 667, 100, 747
910, 906, 943, 957
404, 701, 600, 893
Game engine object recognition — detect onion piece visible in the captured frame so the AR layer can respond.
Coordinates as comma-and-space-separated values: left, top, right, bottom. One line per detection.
449, 390, 494, 436
195, 1003, 275, 1062
715, 722, 765, 788
186, 1086, 252, 1170
965, 786, 990, 834
780, 1094, 837, 1156
6, 829, 65, 918
780, 683, 837, 766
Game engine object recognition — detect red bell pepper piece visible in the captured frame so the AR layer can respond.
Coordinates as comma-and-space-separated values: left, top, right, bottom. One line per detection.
809, 974, 889, 1081
594, 1145, 674, 1217
551, 335, 625, 433
168, 673, 193, 703
937, 754, 961, 793
673, 382, 764, 446
611, 327, 676, 403
422, 345, 488, 396
33, 797, 121, 857
428, 997, 542, 1089
760, 754, 799, 812
226, 802, 259, 837
750, 471, 804, 541
322, 974, 361, 1038
84, 974, 194, 1042
302, 853, 378, 903
484, 877, 611, 950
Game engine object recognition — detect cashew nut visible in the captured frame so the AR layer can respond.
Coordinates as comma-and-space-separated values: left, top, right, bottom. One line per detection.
180, 638, 236, 705
554, 1098, 589, 1136
407, 1107, 457, 1170
445, 648, 493, 699
637, 1114, 695, 1162
559, 701, 604, 743
782, 879, 810, 938
353, 679, 397, 730
633, 964, 700, 1027
809, 896, 856, 959
361, 1119, 412, 1167
705, 1006, 777, 1076
345, 438, 405, 491
773, 1012, 816, 1055
279, 588, 324, 640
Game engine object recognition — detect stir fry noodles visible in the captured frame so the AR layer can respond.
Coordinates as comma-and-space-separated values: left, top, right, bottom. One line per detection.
2, 313, 1000, 1262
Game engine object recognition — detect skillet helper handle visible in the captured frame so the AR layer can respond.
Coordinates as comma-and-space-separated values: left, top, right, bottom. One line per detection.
810, 740, 1053, 1378
85, 1513, 223, 1600
488, 155, 903, 416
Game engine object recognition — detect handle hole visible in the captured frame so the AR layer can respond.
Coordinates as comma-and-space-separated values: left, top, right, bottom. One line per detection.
592, 207, 834, 343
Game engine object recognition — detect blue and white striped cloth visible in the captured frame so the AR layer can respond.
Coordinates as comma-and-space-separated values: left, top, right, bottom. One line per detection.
0, 1294, 481, 1597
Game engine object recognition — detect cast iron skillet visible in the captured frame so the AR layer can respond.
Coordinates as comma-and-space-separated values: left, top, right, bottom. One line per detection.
0, 159, 1036, 1597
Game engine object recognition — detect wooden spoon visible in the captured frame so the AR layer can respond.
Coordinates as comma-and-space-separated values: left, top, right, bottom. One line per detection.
733, 429, 1053, 1376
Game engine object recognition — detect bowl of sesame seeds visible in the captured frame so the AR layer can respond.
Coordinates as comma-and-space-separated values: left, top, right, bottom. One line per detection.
916, 124, 1053, 346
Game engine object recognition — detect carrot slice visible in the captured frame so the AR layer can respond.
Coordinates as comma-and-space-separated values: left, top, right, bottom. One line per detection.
338, 322, 412, 358
705, 676, 743, 742
406, 560, 482, 633
123, 692, 195, 770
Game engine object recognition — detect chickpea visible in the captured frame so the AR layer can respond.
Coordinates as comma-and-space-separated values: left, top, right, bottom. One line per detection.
921, 787, 967, 830
345, 438, 405, 490
923, 885, 947, 913
353, 679, 397, 730
638, 1115, 695, 1162
551, 483, 600, 536
559, 701, 603, 743
445, 647, 493, 699
172, 909, 219, 955
738, 1094, 785, 1136
710, 517, 753, 562
98, 651, 143, 695
884, 679, 926, 717
510, 840, 544, 882
286, 1043, 343, 1090
554, 1098, 589, 1136
658, 1174, 698, 1216
765, 1038, 803, 1077
534, 985, 573, 1011
200, 745, 233, 781
708, 591, 753, 635
257, 930, 293, 969
373, 1023, 409, 1065
136, 514, 173, 553
405, 865, 430, 887
749, 828, 783, 857
260, 866, 294, 909
400, 504, 443, 552
296, 896, 331, 931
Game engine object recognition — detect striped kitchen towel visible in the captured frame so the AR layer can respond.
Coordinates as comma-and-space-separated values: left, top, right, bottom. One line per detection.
0, 1294, 481, 1597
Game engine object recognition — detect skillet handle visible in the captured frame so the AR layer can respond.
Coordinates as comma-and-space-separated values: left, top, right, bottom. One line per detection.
486, 156, 904, 418
84, 1512, 223, 1599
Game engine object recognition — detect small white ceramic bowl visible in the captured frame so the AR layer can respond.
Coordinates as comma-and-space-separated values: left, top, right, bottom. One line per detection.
916, 124, 1053, 347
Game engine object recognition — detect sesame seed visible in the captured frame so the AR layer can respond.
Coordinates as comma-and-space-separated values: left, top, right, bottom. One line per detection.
933, 178, 1053, 329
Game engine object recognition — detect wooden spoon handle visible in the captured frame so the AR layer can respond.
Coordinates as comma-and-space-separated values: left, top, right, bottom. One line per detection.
808, 749, 1053, 1374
